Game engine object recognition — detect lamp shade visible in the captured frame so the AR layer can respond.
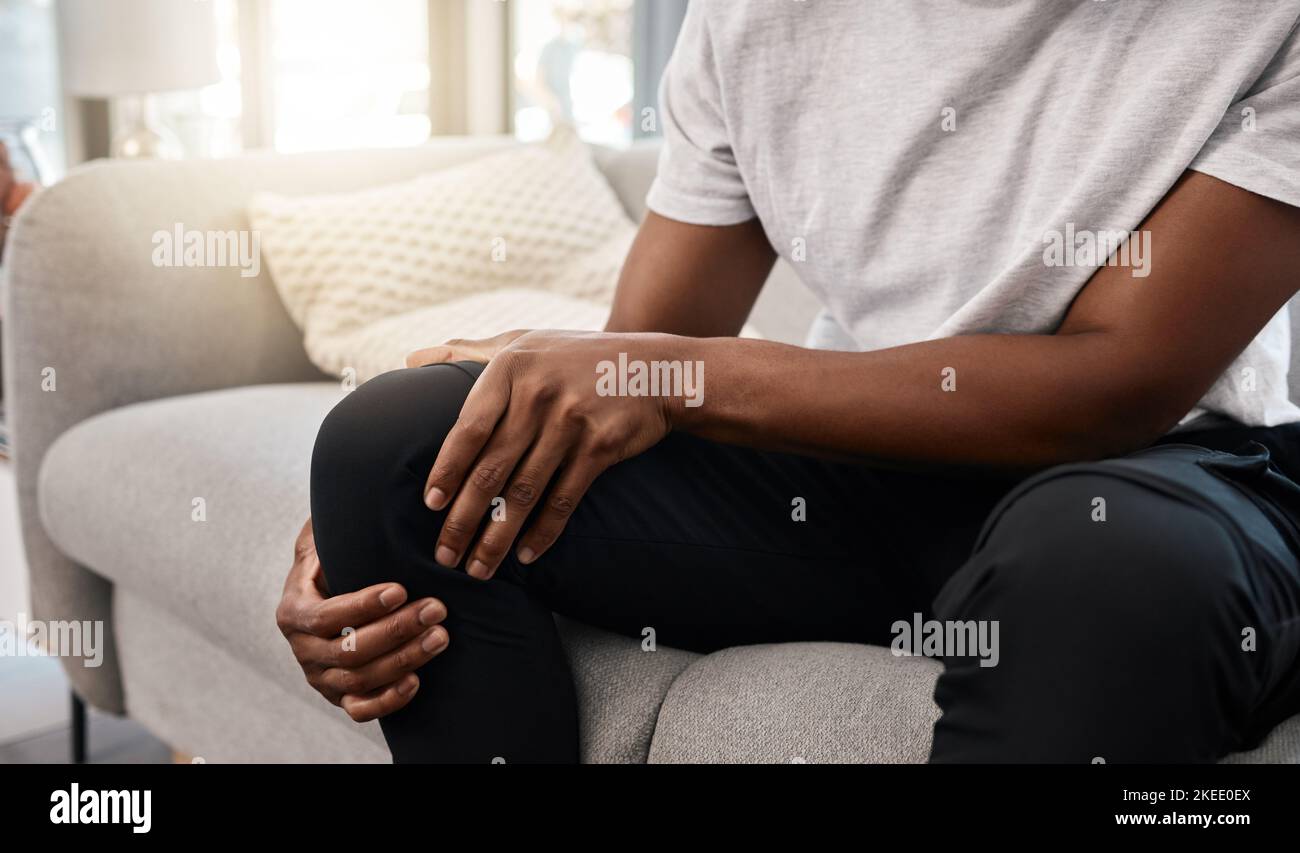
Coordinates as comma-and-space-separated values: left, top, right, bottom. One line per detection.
57, 0, 221, 97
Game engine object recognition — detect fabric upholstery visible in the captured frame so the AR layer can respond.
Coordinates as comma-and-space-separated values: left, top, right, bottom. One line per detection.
248, 132, 634, 381
649, 643, 942, 763
115, 588, 390, 764
4, 138, 509, 710
39, 382, 698, 762
7, 135, 767, 712
647, 642, 1300, 764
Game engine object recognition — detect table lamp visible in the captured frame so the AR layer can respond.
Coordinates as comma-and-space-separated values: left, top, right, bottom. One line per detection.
57, 0, 221, 158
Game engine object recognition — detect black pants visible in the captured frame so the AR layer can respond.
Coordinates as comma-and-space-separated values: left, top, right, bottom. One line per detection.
311, 362, 1300, 763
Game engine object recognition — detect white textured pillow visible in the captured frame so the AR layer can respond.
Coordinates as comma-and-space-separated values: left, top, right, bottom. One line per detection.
249, 132, 635, 381
328, 288, 613, 384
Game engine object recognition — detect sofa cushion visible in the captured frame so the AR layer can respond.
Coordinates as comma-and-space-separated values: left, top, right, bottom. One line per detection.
647, 642, 1300, 764
37, 382, 696, 762
649, 643, 942, 763
248, 131, 634, 383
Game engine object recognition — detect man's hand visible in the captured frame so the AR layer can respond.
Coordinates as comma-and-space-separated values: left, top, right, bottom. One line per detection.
406, 329, 528, 369
417, 330, 680, 579
276, 518, 450, 722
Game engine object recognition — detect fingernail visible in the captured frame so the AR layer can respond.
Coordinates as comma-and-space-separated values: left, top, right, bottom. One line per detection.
425, 487, 447, 510
379, 587, 403, 609
435, 545, 457, 567
517, 547, 535, 565
421, 627, 445, 653
468, 559, 490, 579
418, 601, 443, 626
398, 676, 419, 696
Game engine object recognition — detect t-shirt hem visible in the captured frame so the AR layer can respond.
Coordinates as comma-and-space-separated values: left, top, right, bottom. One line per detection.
1188, 159, 1300, 213
645, 179, 758, 226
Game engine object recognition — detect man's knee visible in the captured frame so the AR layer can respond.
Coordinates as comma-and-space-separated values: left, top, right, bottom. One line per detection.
940, 466, 1251, 643
310, 364, 482, 593
931, 464, 1260, 762
313, 364, 479, 499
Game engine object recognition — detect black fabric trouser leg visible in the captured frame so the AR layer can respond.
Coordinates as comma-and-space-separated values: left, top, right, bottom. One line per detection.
311, 363, 1300, 763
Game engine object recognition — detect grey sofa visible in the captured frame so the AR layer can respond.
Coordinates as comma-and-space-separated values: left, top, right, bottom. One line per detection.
5, 137, 1299, 763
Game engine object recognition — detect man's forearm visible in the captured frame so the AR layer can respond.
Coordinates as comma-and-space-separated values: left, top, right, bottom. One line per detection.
665, 332, 1206, 472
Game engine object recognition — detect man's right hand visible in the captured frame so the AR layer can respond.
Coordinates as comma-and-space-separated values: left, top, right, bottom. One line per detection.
275, 518, 449, 722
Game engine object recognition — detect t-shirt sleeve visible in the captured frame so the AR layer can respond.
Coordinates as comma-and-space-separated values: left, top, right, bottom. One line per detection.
644, 1, 756, 225
1189, 24, 1300, 210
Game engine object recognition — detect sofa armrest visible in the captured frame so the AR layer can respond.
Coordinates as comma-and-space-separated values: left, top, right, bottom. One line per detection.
1, 138, 517, 710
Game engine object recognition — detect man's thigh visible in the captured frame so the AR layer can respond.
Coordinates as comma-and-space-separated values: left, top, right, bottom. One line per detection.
505, 431, 1011, 653
930, 442, 1300, 760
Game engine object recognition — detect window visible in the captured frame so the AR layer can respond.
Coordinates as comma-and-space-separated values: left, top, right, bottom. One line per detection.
0, 0, 66, 179
155, 0, 242, 159
512, 0, 635, 147
145, 0, 683, 158
267, 0, 430, 153
156, 0, 429, 156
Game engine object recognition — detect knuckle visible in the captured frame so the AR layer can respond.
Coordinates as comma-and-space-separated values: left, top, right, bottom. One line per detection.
506, 478, 539, 507
315, 643, 339, 669
558, 401, 590, 431
548, 492, 578, 518
427, 462, 457, 485
287, 634, 313, 664
588, 429, 622, 457
440, 516, 474, 540
337, 670, 364, 696
531, 379, 561, 404
303, 609, 329, 637
382, 614, 406, 646
458, 416, 492, 442
474, 537, 507, 563
471, 461, 505, 491
320, 668, 344, 693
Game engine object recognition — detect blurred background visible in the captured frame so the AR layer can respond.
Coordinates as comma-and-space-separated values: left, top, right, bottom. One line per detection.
0, 0, 686, 179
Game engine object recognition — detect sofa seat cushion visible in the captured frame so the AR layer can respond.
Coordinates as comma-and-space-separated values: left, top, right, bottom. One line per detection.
647, 643, 1300, 764
37, 382, 696, 762
649, 643, 942, 763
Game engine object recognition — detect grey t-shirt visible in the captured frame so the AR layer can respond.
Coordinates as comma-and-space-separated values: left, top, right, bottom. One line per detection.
646, 0, 1300, 428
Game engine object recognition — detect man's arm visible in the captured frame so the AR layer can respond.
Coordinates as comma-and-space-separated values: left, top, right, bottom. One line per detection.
604, 211, 775, 337
417, 170, 1300, 577
669, 171, 1300, 469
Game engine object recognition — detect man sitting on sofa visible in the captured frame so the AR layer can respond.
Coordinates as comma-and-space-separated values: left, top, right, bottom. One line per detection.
277, 0, 1300, 762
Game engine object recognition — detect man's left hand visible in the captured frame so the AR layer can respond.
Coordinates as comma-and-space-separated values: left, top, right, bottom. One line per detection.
410, 329, 683, 579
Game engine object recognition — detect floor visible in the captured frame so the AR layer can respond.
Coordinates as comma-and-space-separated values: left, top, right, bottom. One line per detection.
0, 458, 168, 763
